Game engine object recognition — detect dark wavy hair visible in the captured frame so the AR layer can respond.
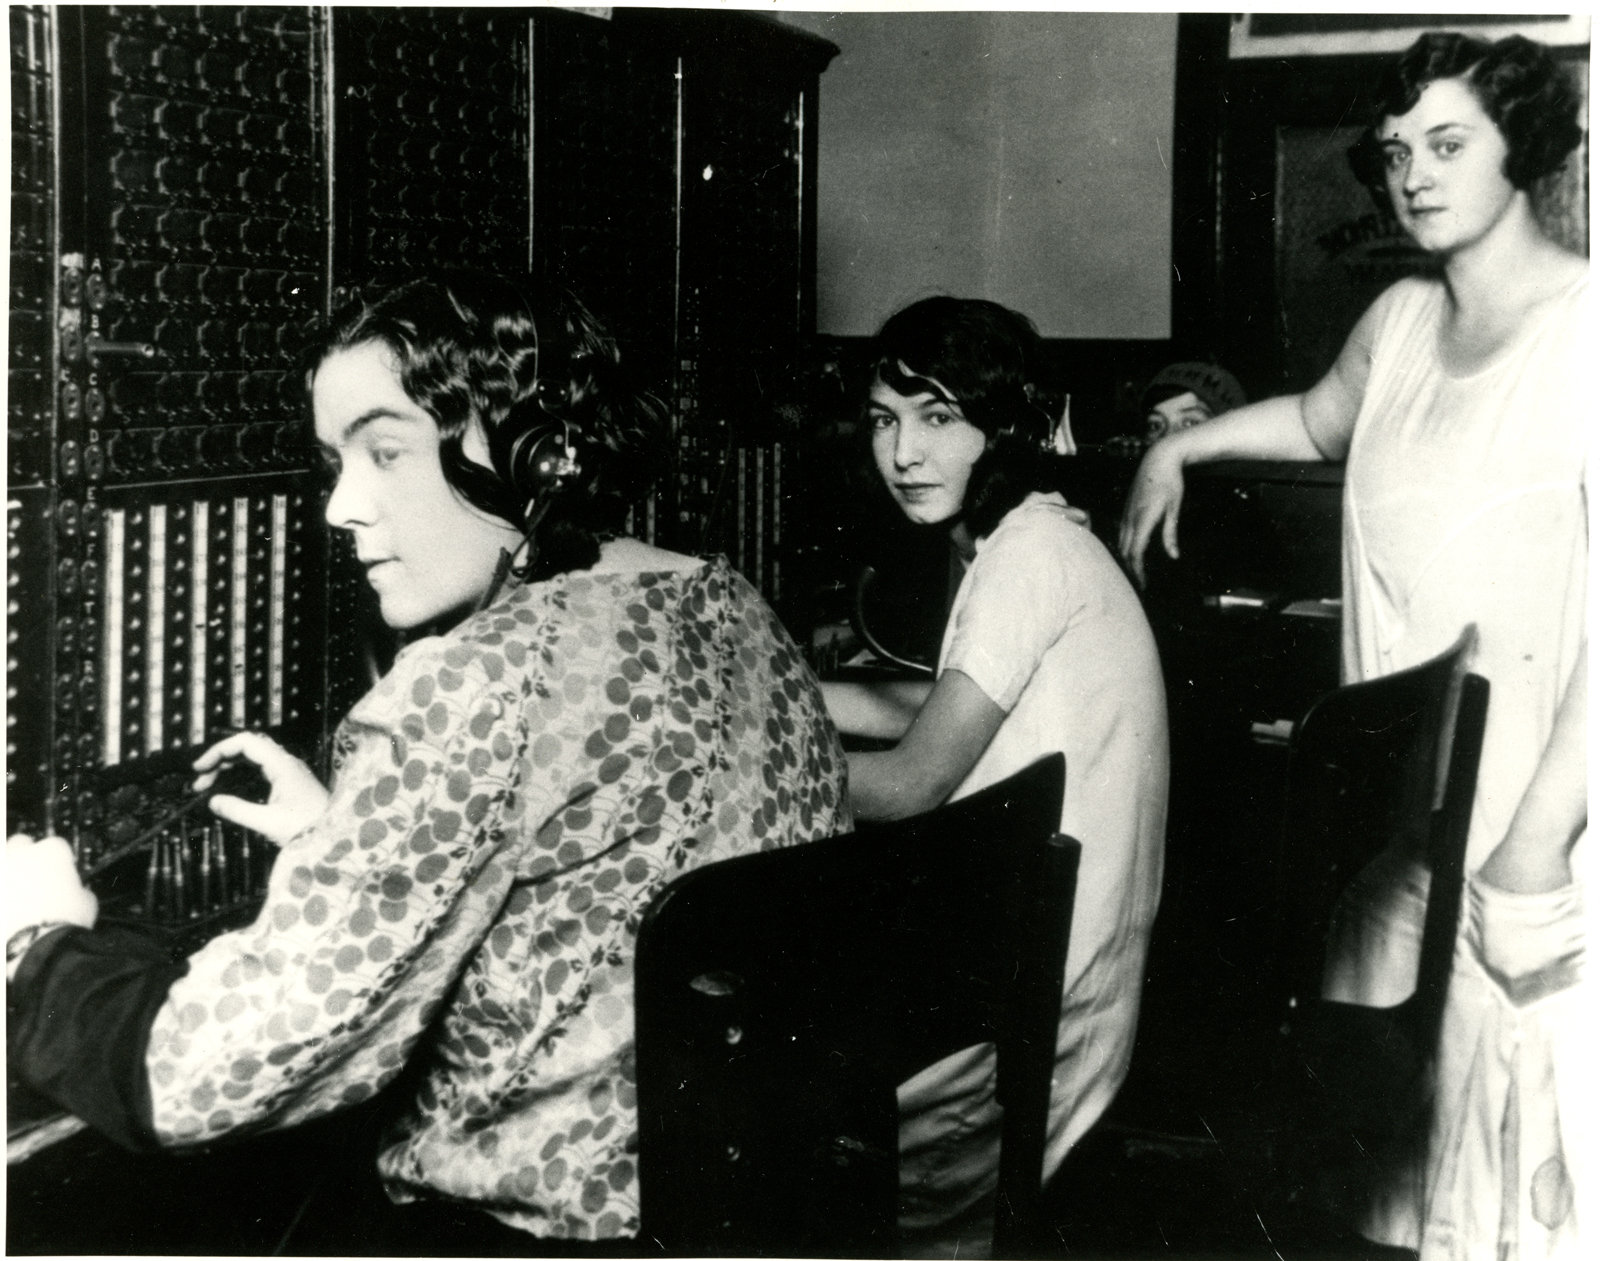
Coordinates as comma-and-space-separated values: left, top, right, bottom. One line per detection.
303, 270, 669, 581
1348, 32, 1584, 197
868, 296, 1058, 541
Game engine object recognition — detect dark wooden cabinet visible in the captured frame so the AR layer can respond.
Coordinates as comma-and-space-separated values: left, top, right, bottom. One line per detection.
1129, 460, 1345, 1106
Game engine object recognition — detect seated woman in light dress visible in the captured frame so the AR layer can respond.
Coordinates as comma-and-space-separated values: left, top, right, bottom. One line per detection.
822, 296, 1169, 1256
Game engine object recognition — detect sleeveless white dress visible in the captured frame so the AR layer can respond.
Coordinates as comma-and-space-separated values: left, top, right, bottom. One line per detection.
1326, 271, 1592, 1259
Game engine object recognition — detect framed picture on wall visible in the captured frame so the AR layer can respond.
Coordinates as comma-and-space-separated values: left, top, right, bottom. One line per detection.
1229, 13, 1590, 59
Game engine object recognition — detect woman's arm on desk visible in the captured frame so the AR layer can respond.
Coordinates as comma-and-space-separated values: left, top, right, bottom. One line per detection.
820, 678, 935, 741
834, 670, 1004, 822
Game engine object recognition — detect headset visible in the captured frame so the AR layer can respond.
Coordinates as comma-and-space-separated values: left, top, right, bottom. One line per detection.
991, 383, 1058, 450
496, 292, 595, 518
493, 405, 584, 531
474, 298, 592, 598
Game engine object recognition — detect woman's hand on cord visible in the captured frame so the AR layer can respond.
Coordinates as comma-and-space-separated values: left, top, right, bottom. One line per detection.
193, 731, 330, 847
1117, 437, 1187, 586
6, 834, 98, 939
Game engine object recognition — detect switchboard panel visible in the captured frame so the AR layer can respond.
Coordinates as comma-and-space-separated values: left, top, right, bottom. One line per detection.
532, 13, 679, 400
9, 8, 58, 825
10, 5, 332, 935
676, 39, 815, 599
6, 5, 835, 941
332, 7, 531, 280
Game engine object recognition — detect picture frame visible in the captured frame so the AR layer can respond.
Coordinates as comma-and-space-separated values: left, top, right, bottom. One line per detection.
1229, 12, 1591, 59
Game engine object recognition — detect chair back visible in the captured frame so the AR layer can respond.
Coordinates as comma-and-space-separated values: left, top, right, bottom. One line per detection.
635, 753, 1078, 1258
1277, 624, 1488, 1049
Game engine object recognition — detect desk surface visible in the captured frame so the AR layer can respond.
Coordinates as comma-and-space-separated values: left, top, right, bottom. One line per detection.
1193, 458, 1345, 487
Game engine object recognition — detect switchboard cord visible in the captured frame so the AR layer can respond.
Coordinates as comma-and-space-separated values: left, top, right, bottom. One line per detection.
82, 788, 219, 880
82, 763, 266, 880
851, 565, 936, 676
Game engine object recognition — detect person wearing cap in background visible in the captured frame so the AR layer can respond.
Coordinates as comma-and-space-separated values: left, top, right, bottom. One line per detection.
1140, 361, 1246, 446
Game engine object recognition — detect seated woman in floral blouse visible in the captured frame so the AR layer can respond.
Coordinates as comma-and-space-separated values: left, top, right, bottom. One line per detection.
6, 270, 848, 1248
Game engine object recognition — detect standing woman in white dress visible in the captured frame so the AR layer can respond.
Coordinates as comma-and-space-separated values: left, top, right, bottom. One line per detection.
1120, 32, 1589, 1260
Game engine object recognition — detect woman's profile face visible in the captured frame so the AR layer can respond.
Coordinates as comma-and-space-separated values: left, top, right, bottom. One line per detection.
868, 375, 987, 527
313, 339, 524, 630
1378, 75, 1516, 256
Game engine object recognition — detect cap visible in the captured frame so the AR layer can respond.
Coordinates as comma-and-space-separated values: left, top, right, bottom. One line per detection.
1141, 361, 1246, 419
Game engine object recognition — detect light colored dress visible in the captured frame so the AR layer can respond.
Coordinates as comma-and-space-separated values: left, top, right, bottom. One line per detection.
895, 492, 1169, 1238
1424, 862, 1593, 1261
1325, 271, 1591, 1258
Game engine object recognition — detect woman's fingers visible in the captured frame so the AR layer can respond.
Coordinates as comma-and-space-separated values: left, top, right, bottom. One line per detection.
193, 730, 283, 773
1118, 450, 1186, 587
192, 731, 304, 796
197, 734, 328, 845
1119, 502, 1159, 586
1150, 450, 1186, 564
192, 732, 246, 772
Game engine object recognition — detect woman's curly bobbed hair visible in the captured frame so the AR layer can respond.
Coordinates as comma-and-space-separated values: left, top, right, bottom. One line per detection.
868, 296, 1059, 541
304, 270, 669, 581
1348, 32, 1585, 197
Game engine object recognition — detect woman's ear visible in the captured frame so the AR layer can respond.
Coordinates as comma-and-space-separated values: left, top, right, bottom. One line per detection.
460, 414, 496, 470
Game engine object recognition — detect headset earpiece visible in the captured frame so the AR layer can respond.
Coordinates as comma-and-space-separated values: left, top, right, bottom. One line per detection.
498, 295, 586, 519
498, 415, 581, 525
988, 384, 1052, 448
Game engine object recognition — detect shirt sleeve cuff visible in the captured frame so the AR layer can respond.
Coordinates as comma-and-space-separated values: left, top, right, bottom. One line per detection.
6, 922, 70, 985
941, 642, 1023, 712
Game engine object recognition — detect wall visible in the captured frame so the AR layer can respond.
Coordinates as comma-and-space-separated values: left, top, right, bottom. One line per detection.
778, 10, 1176, 339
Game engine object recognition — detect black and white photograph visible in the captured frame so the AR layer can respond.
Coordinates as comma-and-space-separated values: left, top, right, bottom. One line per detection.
5, 6, 1592, 1258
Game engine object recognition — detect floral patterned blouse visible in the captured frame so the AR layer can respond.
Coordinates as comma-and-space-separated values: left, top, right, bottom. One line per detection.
136, 557, 847, 1239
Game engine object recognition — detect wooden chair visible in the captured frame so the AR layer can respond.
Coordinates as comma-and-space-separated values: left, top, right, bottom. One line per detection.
634, 753, 1078, 1258
1273, 626, 1489, 1219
